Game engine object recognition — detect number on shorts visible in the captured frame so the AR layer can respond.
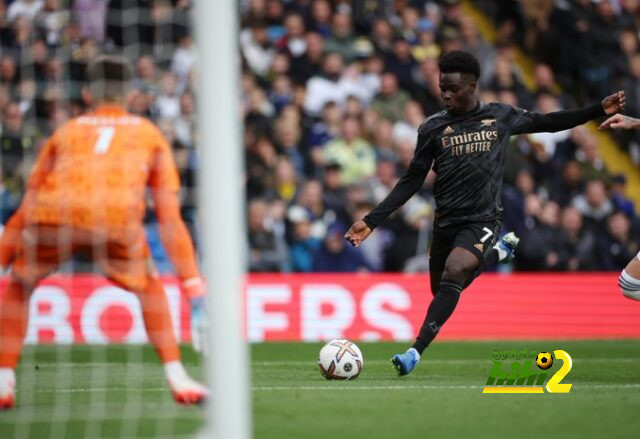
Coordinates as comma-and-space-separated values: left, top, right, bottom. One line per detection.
480, 227, 493, 243
94, 127, 115, 154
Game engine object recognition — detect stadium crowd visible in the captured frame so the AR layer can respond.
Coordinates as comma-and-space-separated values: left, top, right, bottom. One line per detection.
0, 0, 638, 274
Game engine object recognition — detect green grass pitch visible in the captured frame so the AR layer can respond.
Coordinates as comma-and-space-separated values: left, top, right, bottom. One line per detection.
1, 340, 639, 438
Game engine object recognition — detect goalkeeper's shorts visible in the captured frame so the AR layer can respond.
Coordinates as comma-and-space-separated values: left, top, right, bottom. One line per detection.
11, 224, 157, 293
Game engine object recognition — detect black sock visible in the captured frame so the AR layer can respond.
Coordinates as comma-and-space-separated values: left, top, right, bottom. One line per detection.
412, 280, 463, 354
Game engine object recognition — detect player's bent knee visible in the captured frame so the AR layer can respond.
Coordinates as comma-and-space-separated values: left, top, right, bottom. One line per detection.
619, 270, 640, 301
442, 261, 474, 284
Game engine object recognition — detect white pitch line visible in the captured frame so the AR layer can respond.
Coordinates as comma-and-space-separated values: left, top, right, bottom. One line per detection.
26, 357, 640, 368
252, 358, 640, 366
25, 383, 640, 394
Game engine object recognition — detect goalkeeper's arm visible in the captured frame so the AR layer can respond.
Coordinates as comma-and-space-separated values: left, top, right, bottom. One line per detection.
151, 188, 204, 297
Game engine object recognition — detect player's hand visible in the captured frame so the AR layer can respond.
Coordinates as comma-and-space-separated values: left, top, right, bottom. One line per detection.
344, 220, 372, 248
598, 113, 640, 130
189, 295, 209, 355
601, 90, 626, 115
181, 277, 208, 354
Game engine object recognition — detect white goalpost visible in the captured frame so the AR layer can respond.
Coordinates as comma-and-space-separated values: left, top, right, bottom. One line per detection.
194, 1, 251, 438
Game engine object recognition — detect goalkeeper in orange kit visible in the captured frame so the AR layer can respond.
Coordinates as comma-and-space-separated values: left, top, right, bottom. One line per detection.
0, 55, 207, 409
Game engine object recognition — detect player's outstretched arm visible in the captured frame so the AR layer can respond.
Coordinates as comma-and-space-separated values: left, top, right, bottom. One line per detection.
512, 90, 626, 134
152, 189, 203, 291
345, 163, 429, 247
153, 188, 208, 352
599, 113, 640, 130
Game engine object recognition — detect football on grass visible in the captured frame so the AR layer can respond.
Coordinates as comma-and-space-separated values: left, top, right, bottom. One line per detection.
318, 339, 364, 380
536, 352, 553, 370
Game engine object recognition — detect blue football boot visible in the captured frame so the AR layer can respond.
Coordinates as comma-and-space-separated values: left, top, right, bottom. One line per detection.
391, 348, 420, 376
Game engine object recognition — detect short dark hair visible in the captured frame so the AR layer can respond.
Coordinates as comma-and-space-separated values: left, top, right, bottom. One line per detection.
87, 55, 134, 101
438, 50, 481, 80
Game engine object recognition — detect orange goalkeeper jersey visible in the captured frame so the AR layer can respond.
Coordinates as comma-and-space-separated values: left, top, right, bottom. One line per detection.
24, 105, 180, 232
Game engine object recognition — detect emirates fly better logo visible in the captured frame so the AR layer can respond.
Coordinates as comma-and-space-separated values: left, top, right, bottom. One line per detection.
483, 349, 573, 394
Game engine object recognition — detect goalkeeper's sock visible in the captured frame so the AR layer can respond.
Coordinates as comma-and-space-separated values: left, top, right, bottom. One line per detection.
0, 367, 16, 409
164, 360, 189, 382
139, 275, 180, 363
164, 360, 208, 405
412, 280, 462, 354
0, 280, 30, 369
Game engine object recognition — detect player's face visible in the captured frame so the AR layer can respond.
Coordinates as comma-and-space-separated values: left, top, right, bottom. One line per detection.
439, 72, 477, 115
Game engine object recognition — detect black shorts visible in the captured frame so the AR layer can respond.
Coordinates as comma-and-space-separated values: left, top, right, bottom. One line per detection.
429, 219, 501, 273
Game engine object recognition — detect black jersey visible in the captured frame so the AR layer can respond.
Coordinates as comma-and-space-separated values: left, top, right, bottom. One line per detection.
363, 101, 604, 229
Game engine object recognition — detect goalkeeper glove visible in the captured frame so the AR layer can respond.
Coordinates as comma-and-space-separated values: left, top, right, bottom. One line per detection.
181, 277, 208, 354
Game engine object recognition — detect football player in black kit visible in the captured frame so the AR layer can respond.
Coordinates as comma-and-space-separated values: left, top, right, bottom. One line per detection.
344, 51, 626, 376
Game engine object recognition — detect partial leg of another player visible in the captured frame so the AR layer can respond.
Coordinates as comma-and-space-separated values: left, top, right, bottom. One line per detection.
619, 251, 640, 301
0, 277, 32, 409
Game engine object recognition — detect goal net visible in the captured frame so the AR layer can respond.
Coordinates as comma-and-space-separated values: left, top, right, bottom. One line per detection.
0, 1, 233, 437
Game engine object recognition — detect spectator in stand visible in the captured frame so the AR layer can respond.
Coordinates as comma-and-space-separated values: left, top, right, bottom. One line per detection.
572, 179, 614, 231
289, 31, 325, 85
271, 156, 298, 203
551, 160, 585, 208
276, 12, 307, 58
385, 37, 416, 92
295, 179, 330, 238
392, 100, 424, 145
573, 128, 611, 184
528, 93, 571, 162
502, 169, 536, 236
153, 72, 180, 120
247, 198, 290, 272
411, 56, 444, 115
321, 162, 349, 224
323, 116, 376, 185
246, 136, 277, 200
312, 221, 369, 272
308, 0, 332, 38
171, 34, 195, 93
384, 200, 432, 272
557, 206, 598, 271
303, 52, 348, 116
7, 0, 43, 23
459, 15, 495, 86
610, 174, 635, 219
133, 55, 158, 93
240, 18, 275, 78
274, 118, 305, 177
371, 72, 411, 122
73, 0, 107, 43
598, 211, 639, 270
35, 0, 68, 47
370, 117, 397, 160
324, 10, 356, 62
517, 200, 563, 271
287, 205, 322, 273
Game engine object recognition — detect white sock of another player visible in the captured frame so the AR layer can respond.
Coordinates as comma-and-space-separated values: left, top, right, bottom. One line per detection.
619, 270, 640, 301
